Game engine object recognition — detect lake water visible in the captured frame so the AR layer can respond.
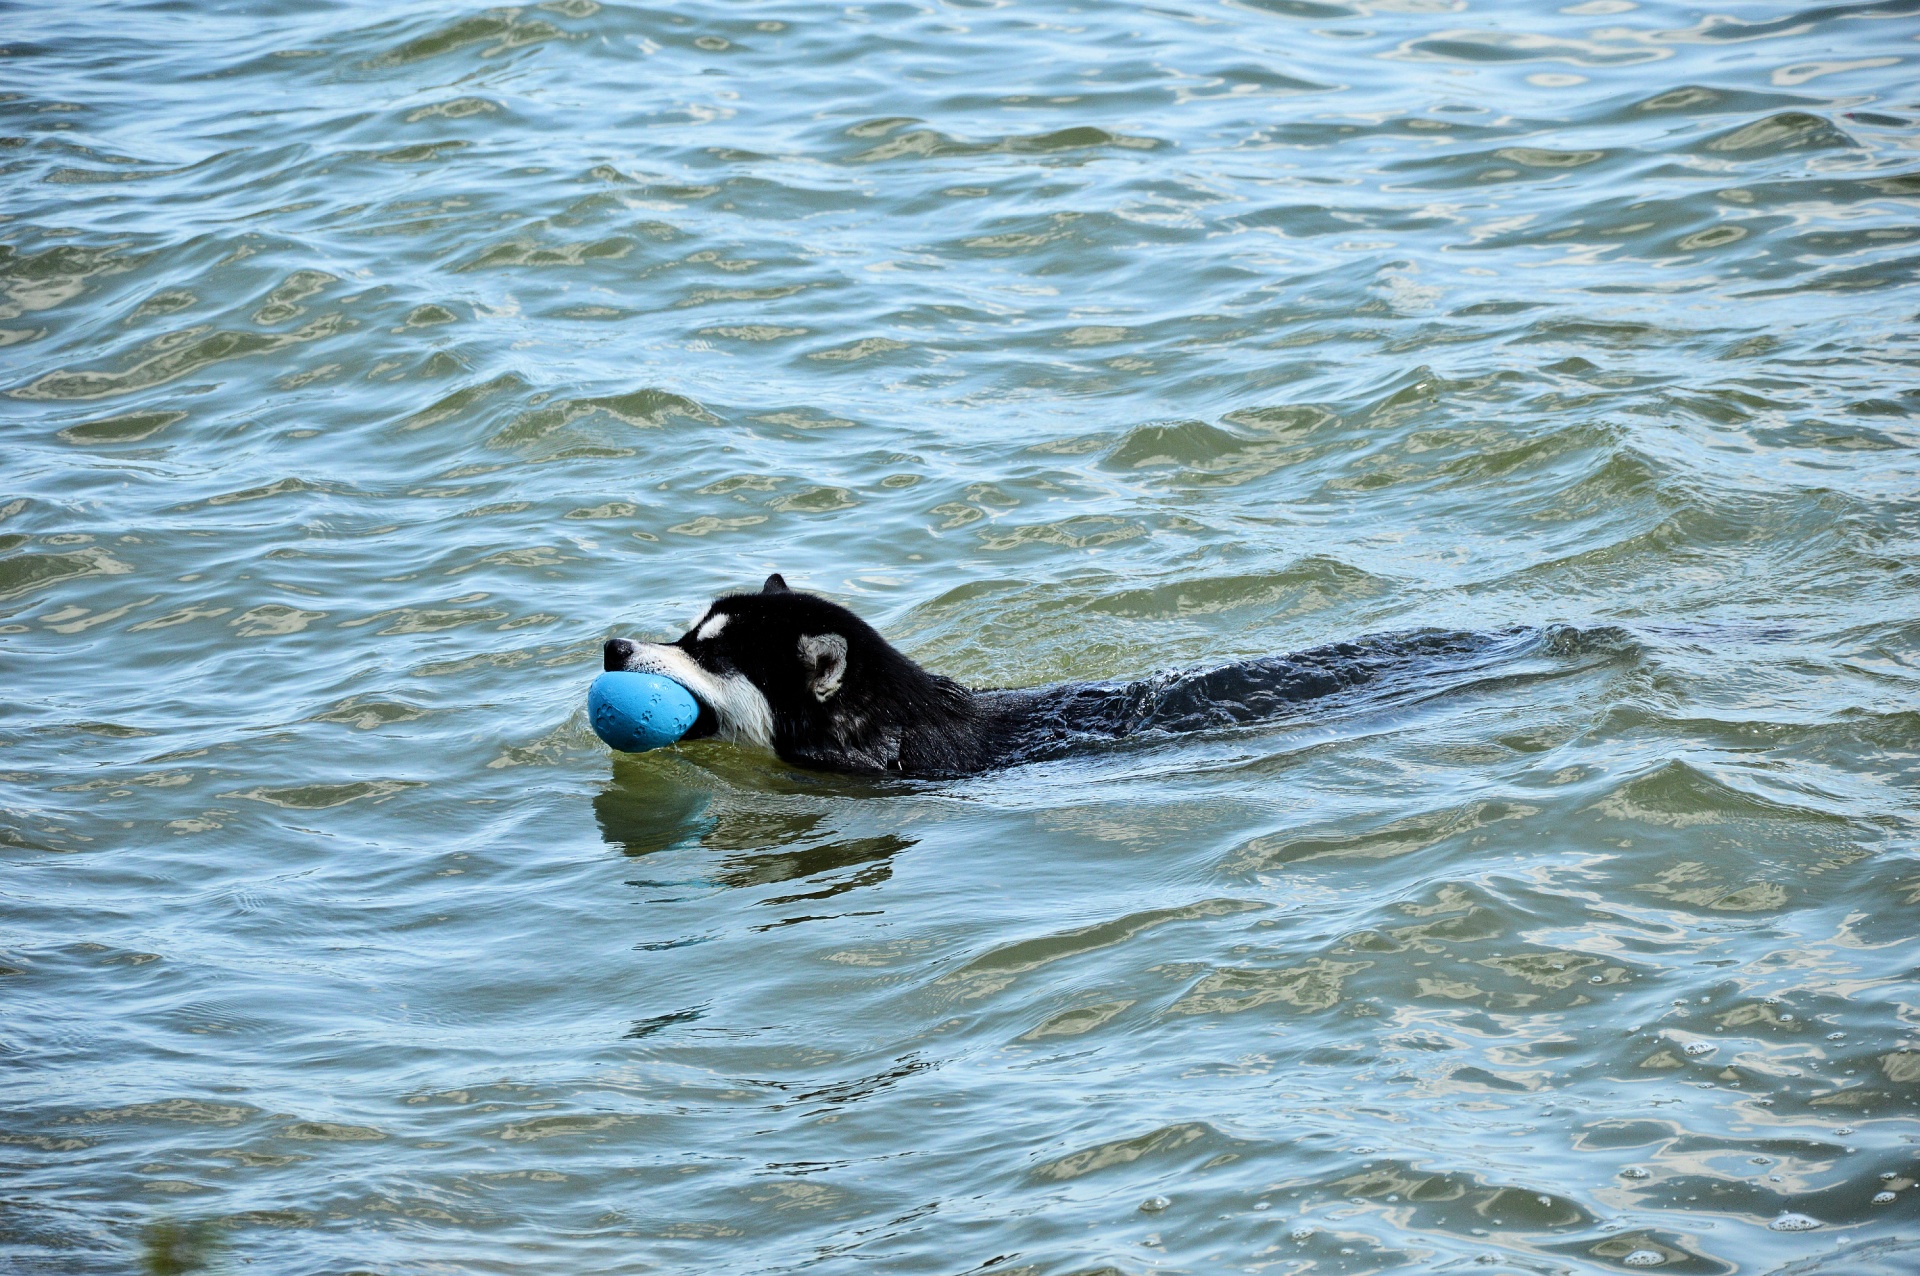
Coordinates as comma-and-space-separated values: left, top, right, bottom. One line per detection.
5, 1, 1919, 1273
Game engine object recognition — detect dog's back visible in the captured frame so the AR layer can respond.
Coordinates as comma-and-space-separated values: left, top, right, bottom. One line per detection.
962, 627, 1542, 774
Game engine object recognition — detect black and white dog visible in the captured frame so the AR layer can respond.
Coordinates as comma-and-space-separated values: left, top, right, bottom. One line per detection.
604, 574, 1548, 778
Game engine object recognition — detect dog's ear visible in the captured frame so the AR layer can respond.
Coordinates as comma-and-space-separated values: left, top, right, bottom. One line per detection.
762, 573, 789, 594
797, 633, 847, 702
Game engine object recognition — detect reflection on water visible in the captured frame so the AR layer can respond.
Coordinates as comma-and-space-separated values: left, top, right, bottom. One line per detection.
138, 1219, 221, 1276
592, 763, 714, 858
596, 769, 917, 903
4, 0, 1919, 1270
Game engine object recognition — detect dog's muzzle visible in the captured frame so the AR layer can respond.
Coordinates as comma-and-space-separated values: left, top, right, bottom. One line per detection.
601, 637, 722, 739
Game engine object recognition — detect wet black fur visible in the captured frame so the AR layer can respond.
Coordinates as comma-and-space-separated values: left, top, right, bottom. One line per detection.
607, 574, 1539, 778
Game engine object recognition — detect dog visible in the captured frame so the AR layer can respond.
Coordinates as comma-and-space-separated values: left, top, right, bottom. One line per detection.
603, 574, 1545, 777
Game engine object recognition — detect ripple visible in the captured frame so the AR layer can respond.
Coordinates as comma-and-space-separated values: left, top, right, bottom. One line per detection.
1225, 798, 1539, 870
489, 387, 715, 450
55, 408, 186, 445
1588, 758, 1854, 829
1168, 958, 1368, 1014
364, 10, 575, 69
937, 898, 1262, 1001
1029, 1121, 1225, 1182
224, 780, 424, 809
1697, 111, 1859, 154
1088, 560, 1390, 620
12, 316, 348, 400
1392, 28, 1671, 67
848, 123, 1160, 163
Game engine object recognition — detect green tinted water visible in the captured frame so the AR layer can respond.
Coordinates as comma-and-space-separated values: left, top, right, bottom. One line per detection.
5, 1, 1919, 1272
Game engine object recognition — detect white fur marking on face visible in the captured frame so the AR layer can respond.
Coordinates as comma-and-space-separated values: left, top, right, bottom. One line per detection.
695, 612, 729, 642
614, 641, 773, 749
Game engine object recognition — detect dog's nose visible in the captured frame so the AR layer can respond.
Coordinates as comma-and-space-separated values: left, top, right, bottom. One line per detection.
603, 638, 635, 671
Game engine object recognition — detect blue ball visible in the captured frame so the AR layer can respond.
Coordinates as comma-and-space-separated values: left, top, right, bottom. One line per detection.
588, 671, 700, 753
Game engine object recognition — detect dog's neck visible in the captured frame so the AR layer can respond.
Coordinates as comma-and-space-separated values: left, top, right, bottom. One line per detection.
780, 651, 982, 774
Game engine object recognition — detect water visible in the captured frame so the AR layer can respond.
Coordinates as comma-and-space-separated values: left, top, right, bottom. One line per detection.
3, 0, 1918, 1271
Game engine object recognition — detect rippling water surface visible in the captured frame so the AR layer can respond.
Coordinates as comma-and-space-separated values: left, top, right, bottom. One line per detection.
6, 0, 1920, 1272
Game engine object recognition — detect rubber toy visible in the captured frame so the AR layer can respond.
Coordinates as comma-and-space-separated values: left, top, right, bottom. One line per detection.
588, 671, 700, 753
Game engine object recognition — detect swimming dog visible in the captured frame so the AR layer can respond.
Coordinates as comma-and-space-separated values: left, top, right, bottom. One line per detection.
603, 574, 1536, 777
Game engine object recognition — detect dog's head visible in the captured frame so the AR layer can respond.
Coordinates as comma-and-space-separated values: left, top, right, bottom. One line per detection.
602, 574, 895, 755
